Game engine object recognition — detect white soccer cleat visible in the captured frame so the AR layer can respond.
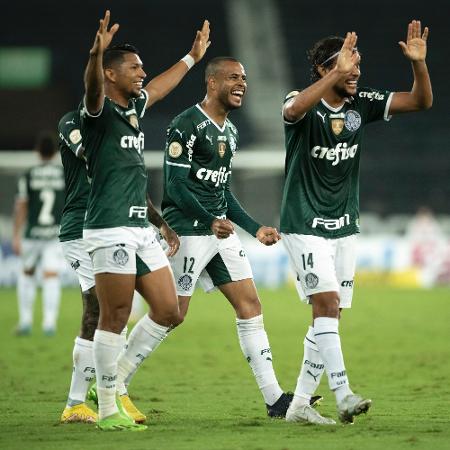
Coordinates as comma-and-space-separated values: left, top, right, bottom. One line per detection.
337, 394, 372, 424
286, 404, 336, 425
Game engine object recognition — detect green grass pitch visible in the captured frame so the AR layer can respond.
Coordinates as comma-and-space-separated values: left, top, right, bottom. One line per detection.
0, 285, 449, 449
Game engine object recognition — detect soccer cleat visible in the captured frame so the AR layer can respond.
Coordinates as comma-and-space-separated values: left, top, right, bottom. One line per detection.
60, 403, 98, 423
97, 412, 147, 431
286, 404, 336, 425
310, 395, 323, 407
266, 392, 294, 418
119, 394, 147, 424
88, 384, 146, 424
337, 394, 372, 424
15, 325, 31, 336
43, 328, 56, 337
87, 384, 98, 405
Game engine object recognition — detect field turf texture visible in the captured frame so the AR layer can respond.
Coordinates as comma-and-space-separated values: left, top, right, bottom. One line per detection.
0, 285, 449, 450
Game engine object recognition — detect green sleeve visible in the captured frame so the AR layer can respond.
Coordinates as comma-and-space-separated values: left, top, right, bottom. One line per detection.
224, 185, 261, 236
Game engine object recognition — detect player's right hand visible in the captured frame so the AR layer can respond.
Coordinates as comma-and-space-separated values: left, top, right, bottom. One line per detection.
211, 218, 234, 239
90, 10, 119, 56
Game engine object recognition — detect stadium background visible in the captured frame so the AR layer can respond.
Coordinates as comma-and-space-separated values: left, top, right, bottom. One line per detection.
0, 0, 448, 287
0, 2, 449, 449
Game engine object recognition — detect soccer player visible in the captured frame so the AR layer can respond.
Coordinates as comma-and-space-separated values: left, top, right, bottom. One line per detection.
80, 11, 210, 431
58, 110, 98, 423
116, 56, 299, 418
13, 132, 65, 336
280, 21, 432, 424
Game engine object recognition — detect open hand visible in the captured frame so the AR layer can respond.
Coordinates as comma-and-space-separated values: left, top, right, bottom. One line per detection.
398, 20, 428, 62
90, 10, 120, 56
160, 223, 180, 257
335, 32, 360, 75
189, 20, 211, 63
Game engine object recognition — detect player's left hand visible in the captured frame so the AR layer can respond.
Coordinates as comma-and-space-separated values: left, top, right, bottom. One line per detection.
188, 20, 211, 63
256, 226, 281, 246
159, 223, 180, 257
398, 20, 429, 62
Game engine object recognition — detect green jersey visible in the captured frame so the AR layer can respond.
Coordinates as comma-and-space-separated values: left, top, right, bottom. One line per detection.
80, 90, 149, 229
280, 87, 392, 238
162, 104, 261, 236
58, 110, 90, 242
17, 162, 65, 240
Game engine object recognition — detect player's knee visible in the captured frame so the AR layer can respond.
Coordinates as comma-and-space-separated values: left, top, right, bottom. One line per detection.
312, 292, 340, 318
152, 309, 184, 328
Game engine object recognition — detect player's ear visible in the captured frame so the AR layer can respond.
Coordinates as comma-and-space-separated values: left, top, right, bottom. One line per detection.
207, 75, 216, 91
317, 65, 328, 78
104, 68, 116, 83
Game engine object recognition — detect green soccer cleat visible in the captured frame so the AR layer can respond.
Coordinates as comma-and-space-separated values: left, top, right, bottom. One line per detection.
88, 384, 145, 423
87, 384, 98, 405
97, 413, 147, 431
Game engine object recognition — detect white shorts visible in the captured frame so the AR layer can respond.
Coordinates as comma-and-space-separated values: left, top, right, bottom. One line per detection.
61, 239, 95, 292
83, 227, 169, 275
21, 239, 63, 273
168, 233, 253, 296
282, 233, 357, 308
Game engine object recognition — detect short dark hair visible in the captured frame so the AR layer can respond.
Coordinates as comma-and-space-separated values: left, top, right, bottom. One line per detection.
307, 36, 344, 83
36, 131, 56, 159
205, 56, 239, 83
103, 44, 140, 69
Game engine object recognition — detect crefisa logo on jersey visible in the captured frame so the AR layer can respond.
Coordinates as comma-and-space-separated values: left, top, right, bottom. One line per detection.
344, 110, 361, 132
113, 248, 129, 266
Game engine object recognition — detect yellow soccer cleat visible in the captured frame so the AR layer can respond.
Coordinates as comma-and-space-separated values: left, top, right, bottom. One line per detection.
61, 403, 98, 423
119, 394, 147, 424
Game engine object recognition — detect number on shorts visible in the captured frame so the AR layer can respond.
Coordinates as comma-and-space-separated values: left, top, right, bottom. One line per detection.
183, 257, 195, 274
38, 189, 55, 225
301, 253, 314, 270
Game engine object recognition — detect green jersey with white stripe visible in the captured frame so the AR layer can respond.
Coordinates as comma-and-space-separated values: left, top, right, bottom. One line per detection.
80, 90, 149, 229
162, 104, 239, 236
281, 86, 392, 238
58, 110, 90, 242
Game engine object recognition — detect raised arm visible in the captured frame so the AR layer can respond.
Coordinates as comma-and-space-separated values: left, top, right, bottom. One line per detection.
143, 20, 211, 108
84, 10, 119, 114
283, 32, 359, 122
389, 20, 433, 114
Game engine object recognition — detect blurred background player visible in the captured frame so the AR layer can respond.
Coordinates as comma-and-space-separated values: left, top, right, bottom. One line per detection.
115, 57, 321, 418
80, 11, 210, 431
281, 21, 432, 424
13, 132, 65, 336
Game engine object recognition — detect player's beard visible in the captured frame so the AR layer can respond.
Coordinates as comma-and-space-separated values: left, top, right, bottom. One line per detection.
333, 84, 352, 99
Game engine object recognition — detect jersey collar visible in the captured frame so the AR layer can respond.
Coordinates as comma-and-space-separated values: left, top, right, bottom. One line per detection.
195, 104, 227, 132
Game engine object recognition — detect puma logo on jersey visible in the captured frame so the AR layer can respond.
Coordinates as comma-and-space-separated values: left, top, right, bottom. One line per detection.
317, 111, 327, 123
312, 214, 350, 230
196, 166, 230, 187
311, 143, 358, 166
120, 132, 144, 152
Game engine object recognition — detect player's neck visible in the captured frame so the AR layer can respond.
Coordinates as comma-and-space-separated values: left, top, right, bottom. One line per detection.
199, 98, 229, 127
321, 91, 347, 109
105, 86, 130, 108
